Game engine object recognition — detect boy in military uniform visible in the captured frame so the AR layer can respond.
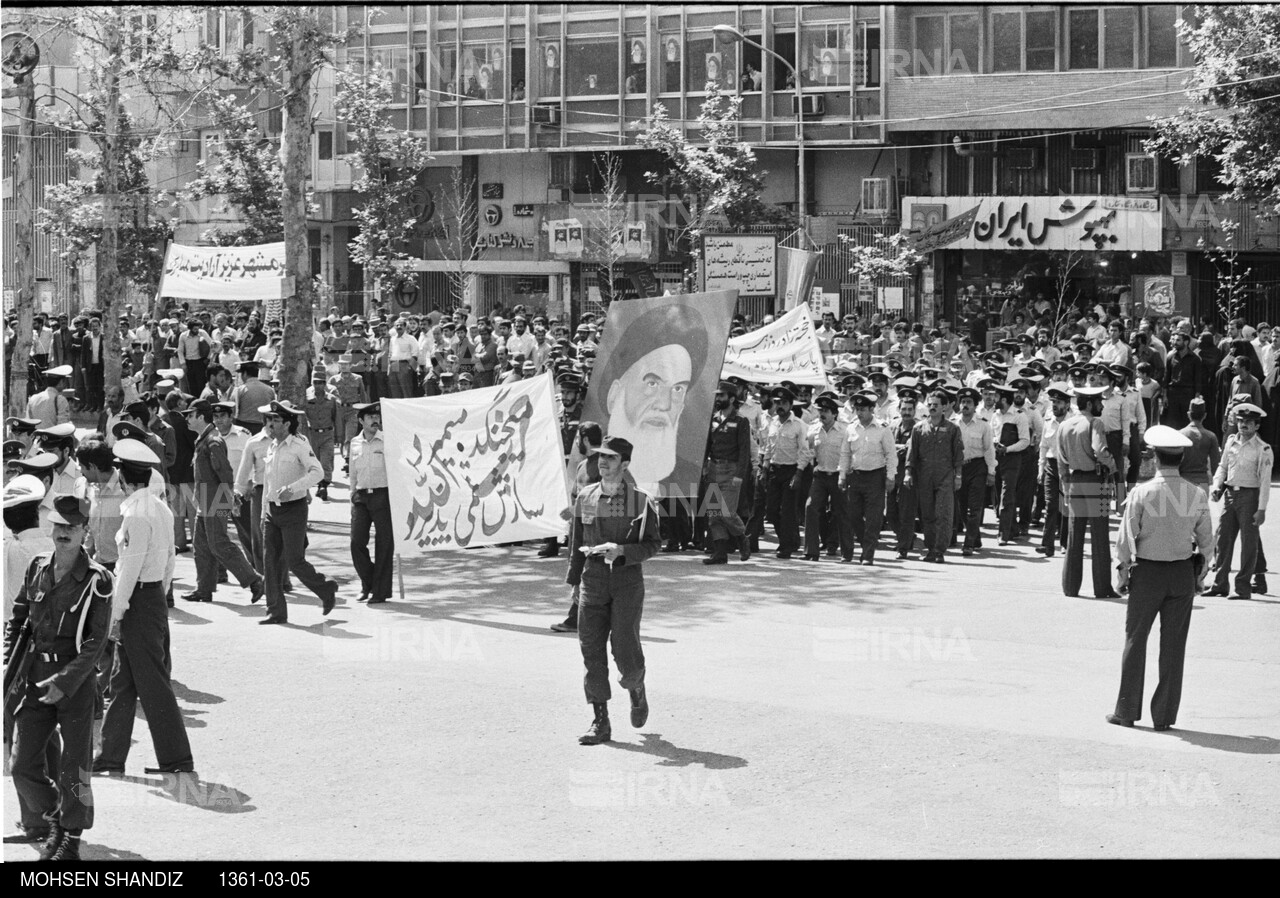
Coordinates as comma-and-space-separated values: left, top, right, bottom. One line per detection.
304, 373, 338, 500
566, 437, 662, 745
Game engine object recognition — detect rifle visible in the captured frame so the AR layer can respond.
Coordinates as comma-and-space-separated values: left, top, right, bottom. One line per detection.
3, 618, 35, 720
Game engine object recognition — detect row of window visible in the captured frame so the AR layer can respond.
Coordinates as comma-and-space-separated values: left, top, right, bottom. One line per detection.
912, 6, 1186, 76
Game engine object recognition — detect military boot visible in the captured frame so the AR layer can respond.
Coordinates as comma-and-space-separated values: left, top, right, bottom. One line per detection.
629, 686, 649, 728
36, 822, 65, 861
702, 539, 729, 565
316, 481, 329, 501
739, 535, 752, 561
1253, 574, 1268, 595
579, 703, 611, 745
47, 830, 81, 861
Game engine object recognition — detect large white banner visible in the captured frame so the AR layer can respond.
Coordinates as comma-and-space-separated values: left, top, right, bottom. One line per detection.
383, 373, 570, 551
900, 196, 1163, 252
721, 303, 827, 387
158, 242, 291, 300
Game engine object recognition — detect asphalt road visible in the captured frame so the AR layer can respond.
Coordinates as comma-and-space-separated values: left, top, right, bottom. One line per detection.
5, 465, 1278, 860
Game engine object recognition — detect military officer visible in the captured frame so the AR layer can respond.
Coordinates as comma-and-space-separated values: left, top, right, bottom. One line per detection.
1108, 425, 1213, 731
349, 402, 393, 604
258, 400, 338, 624
566, 437, 662, 746
1055, 385, 1120, 599
1036, 386, 1073, 558
989, 383, 1030, 545
703, 380, 752, 565
762, 387, 812, 559
838, 391, 896, 565
954, 387, 996, 556
5, 495, 113, 861
1207, 404, 1271, 600
6, 417, 43, 458
903, 390, 964, 563
328, 354, 367, 471
304, 372, 338, 501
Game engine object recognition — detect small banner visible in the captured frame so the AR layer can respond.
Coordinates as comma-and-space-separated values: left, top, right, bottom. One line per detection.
721, 302, 828, 387
383, 374, 570, 551
901, 205, 981, 253
158, 242, 290, 300
777, 245, 822, 311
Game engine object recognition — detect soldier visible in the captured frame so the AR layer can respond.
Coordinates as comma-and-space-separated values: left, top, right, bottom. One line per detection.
541, 373, 584, 558
349, 403, 393, 605
989, 383, 1030, 545
26, 365, 74, 429
762, 387, 812, 559
5, 494, 113, 860
1207, 404, 1271, 600
1108, 425, 1213, 731
887, 388, 920, 559
903, 390, 964, 563
703, 380, 752, 565
304, 372, 338, 500
803, 395, 850, 562
328, 354, 367, 472
565, 437, 662, 745
954, 387, 996, 556
1055, 385, 1120, 599
257, 400, 338, 625
838, 391, 896, 565
1036, 387, 1073, 558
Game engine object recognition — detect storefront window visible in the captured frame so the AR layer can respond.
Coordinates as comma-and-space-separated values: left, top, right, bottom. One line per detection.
567, 37, 619, 96
660, 33, 681, 92
539, 40, 562, 98
799, 24, 853, 88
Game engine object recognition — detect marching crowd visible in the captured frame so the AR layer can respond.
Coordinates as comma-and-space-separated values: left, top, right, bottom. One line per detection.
2, 294, 1276, 840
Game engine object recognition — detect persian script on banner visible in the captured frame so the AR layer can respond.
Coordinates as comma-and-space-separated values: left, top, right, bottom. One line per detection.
382, 374, 571, 551
721, 303, 828, 387
158, 242, 290, 300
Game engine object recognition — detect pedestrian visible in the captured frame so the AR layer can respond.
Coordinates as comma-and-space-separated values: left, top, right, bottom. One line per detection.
550, 422, 606, 632
231, 361, 275, 434
903, 390, 964, 563
180, 399, 265, 605
3, 474, 49, 781
94, 439, 195, 777
328, 354, 367, 472
1206, 403, 1271, 600
989, 383, 1030, 545
838, 391, 896, 564
703, 380, 752, 565
1036, 387, 1073, 558
1177, 397, 1220, 494
1055, 385, 1121, 599
303, 372, 338, 500
26, 366, 73, 429
349, 402, 393, 604
5, 494, 113, 860
954, 387, 996, 556
887, 389, 920, 558
762, 387, 811, 559
257, 400, 338, 625
1108, 425, 1213, 731
565, 437, 662, 745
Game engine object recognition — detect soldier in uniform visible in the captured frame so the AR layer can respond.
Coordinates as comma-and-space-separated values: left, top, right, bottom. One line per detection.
989, 383, 1031, 545
1207, 404, 1271, 600
304, 372, 338, 500
1036, 387, 1073, 557
5, 494, 113, 861
1108, 425, 1213, 731
703, 380, 752, 565
762, 387, 812, 559
329, 354, 367, 473
887, 388, 920, 559
1055, 385, 1120, 599
566, 437, 662, 745
838, 392, 896, 564
903, 390, 964, 563
953, 387, 996, 556
349, 402, 393, 604
540, 373, 585, 558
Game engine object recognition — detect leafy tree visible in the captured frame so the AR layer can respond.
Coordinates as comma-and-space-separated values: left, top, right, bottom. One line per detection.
844, 232, 923, 284
1146, 5, 1280, 217
334, 61, 432, 312
181, 93, 285, 246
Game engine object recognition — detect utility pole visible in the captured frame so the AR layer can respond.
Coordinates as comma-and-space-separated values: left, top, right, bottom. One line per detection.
97, 15, 124, 393
3, 31, 39, 416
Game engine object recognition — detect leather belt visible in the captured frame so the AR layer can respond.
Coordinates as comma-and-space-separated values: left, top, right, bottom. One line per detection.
310, 426, 333, 433
38, 653, 71, 662
359, 487, 388, 495
135, 580, 163, 590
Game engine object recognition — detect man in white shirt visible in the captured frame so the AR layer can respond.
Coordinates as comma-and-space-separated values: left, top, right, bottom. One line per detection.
386, 319, 421, 399
506, 316, 537, 361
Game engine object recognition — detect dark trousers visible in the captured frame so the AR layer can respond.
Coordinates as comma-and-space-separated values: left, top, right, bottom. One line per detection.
1105, 430, 1125, 508
765, 464, 800, 554
844, 469, 886, 562
12, 663, 95, 831
1214, 486, 1261, 596
996, 451, 1024, 539
262, 499, 334, 620
1040, 458, 1063, 553
184, 358, 208, 399
577, 563, 645, 704
98, 584, 193, 770
888, 477, 917, 553
705, 460, 746, 541
248, 485, 265, 570
1162, 386, 1194, 429
87, 362, 104, 410
1115, 559, 1195, 726
194, 511, 260, 596
235, 419, 264, 436
957, 457, 987, 549
917, 470, 955, 558
1062, 470, 1112, 597
351, 488, 394, 600
804, 471, 848, 558
1015, 445, 1036, 532
234, 493, 255, 563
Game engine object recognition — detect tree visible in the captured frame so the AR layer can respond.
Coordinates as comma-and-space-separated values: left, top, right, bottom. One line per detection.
433, 164, 479, 309
1048, 250, 1087, 338
588, 152, 627, 306
1145, 5, 1280, 218
180, 93, 285, 246
844, 232, 924, 283
1203, 218, 1252, 325
638, 84, 795, 246
334, 61, 432, 314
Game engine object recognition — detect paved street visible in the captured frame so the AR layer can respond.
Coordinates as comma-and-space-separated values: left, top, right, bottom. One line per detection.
5, 469, 1279, 860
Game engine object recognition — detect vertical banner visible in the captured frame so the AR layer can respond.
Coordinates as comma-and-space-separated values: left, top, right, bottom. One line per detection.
581, 291, 738, 499
383, 373, 570, 551
777, 245, 822, 311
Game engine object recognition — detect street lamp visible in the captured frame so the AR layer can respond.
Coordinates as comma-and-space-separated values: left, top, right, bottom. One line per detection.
713, 24, 807, 238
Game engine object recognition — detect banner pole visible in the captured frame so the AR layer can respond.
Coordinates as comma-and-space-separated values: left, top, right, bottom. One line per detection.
397, 554, 405, 602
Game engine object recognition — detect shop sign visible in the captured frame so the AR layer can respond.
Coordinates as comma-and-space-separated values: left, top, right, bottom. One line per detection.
902, 196, 1162, 252
475, 232, 533, 250
702, 234, 776, 296
1171, 251, 1187, 276
483, 204, 503, 226
482, 183, 504, 199
513, 204, 535, 217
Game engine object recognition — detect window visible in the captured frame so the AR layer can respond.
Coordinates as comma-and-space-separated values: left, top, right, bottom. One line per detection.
1025, 11, 1057, 70
659, 34, 681, 92
317, 130, 333, 161
509, 46, 527, 101
539, 40, 562, 99
414, 49, 431, 105
457, 43, 505, 101
202, 11, 253, 53
1103, 8, 1136, 68
686, 35, 733, 93
436, 44, 458, 99
991, 9, 1057, 73
913, 13, 979, 75
991, 12, 1021, 73
1070, 8, 1137, 69
799, 24, 851, 88
567, 37, 619, 96
127, 13, 158, 61
771, 32, 796, 90
858, 24, 881, 87
201, 132, 224, 168
740, 33, 763, 91
371, 47, 410, 104
1146, 5, 1179, 67
624, 36, 647, 95
1126, 153, 1158, 194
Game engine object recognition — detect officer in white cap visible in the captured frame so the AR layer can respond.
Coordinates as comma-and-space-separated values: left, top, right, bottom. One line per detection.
26, 366, 74, 429
4, 474, 47, 623
1208, 403, 1272, 599
35, 423, 80, 499
1107, 425, 1213, 731
1053, 385, 1120, 598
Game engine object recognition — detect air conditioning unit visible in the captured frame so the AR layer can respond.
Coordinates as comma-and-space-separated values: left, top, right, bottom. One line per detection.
1006, 148, 1039, 169
861, 178, 891, 215
791, 94, 826, 117
1126, 153, 1158, 194
530, 104, 561, 126
1069, 148, 1101, 170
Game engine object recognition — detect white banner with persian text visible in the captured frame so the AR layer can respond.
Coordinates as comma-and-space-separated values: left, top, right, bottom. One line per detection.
382, 374, 571, 551
721, 303, 827, 387
158, 242, 291, 300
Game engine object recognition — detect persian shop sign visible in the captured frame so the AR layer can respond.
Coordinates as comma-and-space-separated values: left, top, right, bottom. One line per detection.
901, 196, 1162, 252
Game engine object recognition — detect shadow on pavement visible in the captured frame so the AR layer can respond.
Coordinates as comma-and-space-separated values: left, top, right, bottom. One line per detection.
605, 733, 748, 769
171, 681, 224, 705
283, 619, 371, 639
81, 843, 151, 861
114, 772, 256, 813
1161, 729, 1280, 754
166, 606, 213, 626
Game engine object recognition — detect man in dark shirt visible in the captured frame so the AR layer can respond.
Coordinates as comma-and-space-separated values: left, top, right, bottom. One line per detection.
903, 390, 964, 563
1163, 331, 1201, 428
703, 380, 752, 565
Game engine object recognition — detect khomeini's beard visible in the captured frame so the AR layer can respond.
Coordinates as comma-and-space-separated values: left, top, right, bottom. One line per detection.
607, 415, 678, 489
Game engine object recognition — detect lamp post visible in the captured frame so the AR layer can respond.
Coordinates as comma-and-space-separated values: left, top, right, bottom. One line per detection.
713, 24, 806, 238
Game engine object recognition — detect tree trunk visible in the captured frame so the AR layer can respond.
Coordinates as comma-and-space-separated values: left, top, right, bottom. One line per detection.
6, 71, 36, 416
97, 21, 124, 397
278, 24, 317, 406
